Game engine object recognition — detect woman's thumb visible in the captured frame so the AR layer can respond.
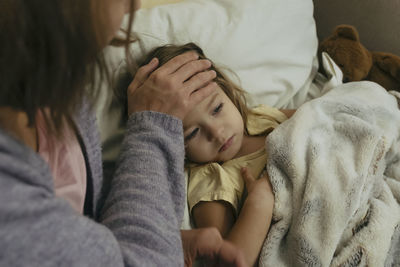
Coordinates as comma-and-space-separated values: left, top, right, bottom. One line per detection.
129, 57, 159, 93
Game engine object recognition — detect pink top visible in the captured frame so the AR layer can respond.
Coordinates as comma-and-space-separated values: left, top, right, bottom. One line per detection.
36, 111, 87, 214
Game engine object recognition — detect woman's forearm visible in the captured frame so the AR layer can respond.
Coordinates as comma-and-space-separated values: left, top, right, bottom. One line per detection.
100, 111, 186, 265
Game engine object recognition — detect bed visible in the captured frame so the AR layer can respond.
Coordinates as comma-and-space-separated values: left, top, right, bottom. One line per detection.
98, 0, 400, 265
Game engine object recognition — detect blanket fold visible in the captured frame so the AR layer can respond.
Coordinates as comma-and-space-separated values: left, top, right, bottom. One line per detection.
260, 81, 400, 266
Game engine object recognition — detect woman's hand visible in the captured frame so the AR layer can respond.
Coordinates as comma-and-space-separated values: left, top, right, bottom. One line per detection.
181, 228, 248, 267
127, 51, 217, 120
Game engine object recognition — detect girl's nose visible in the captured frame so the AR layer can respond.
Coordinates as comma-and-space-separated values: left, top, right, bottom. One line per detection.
207, 125, 224, 143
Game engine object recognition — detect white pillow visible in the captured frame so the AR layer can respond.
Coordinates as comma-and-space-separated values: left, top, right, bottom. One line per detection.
126, 0, 318, 108
141, 0, 183, 9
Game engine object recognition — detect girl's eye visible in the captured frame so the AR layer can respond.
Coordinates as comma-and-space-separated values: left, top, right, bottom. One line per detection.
185, 128, 199, 142
212, 103, 223, 115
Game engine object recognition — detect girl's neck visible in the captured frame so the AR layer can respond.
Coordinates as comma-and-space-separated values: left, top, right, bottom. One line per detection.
0, 107, 38, 151
234, 135, 266, 159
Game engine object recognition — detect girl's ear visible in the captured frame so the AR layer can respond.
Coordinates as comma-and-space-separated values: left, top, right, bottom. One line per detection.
335, 25, 360, 42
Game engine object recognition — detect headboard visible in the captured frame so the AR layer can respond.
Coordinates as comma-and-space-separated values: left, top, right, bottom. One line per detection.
313, 0, 400, 56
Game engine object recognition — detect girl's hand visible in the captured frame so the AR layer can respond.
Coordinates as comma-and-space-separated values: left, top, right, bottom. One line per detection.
127, 51, 218, 120
241, 167, 274, 202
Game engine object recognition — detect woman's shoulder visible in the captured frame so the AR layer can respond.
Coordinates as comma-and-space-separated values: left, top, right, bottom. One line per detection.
0, 127, 53, 190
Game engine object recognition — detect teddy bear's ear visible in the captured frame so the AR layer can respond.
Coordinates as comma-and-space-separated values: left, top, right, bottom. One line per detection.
334, 25, 360, 41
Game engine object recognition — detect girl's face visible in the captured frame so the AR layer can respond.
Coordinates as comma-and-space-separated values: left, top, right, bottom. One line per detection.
104, 0, 141, 43
183, 87, 245, 164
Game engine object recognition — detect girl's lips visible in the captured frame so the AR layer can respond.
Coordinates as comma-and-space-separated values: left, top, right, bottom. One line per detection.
219, 136, 234, 152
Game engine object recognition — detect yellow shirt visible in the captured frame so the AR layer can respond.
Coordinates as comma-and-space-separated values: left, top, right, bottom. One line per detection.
187, 105, 287, 216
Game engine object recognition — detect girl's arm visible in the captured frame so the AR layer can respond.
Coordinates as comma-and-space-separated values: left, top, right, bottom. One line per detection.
280, 109, 296, 119
192, 168, 274, 266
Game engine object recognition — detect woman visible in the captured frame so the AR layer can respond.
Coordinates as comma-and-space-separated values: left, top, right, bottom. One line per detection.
0, 0, 246, 266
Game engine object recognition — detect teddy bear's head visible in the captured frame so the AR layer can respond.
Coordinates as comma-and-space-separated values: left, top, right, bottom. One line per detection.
319, 25, 373, 83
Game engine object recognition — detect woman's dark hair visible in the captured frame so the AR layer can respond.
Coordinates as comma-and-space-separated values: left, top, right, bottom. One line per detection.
0, 0, 136, 136
116, 42, 252, 133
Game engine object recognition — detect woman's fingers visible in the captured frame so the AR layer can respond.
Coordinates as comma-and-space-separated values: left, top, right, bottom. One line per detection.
184, 70, 217, 93
188, 81, 218, 107
128, 57, 159, 93
174, 59, 212, 83
153, 52, 213, 86
156, 51, 199, 76
214, 240, 248, 267
181, 228, 248, 267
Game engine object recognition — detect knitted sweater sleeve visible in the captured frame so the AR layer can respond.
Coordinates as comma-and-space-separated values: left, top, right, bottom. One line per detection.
0, 111, 185, 266
99, 111, 186, 266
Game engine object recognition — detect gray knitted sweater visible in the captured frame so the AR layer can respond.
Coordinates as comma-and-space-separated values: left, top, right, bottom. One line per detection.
0, 104, 186, 266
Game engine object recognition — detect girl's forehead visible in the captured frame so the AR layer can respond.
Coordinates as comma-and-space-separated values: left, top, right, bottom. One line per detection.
183, 87, 232, 127
196, 86, 223, 109
183, 90, 219, 125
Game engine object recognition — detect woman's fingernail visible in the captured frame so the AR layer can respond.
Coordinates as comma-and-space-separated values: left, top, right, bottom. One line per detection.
150, 58, 158, 65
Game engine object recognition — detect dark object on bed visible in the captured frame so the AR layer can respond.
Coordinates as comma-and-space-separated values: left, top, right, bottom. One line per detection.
313, 0, 400, 56
319, 24, 400, 92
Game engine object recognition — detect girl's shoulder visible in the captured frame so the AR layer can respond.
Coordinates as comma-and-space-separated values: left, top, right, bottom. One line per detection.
247, 104, 288, 135
249, 104, 288, 122
187, 161, 243, 216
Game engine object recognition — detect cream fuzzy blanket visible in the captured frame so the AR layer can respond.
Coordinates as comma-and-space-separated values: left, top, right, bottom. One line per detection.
260, 81, 400, 266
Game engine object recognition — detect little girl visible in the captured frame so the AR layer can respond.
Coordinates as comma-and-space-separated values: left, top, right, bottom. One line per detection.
125, 43, 295, 266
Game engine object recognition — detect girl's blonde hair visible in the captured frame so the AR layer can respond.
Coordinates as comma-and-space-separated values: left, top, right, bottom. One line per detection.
117, 42, 253, 133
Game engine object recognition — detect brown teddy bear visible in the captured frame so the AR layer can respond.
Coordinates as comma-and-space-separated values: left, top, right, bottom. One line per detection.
319, 24, 400, 92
